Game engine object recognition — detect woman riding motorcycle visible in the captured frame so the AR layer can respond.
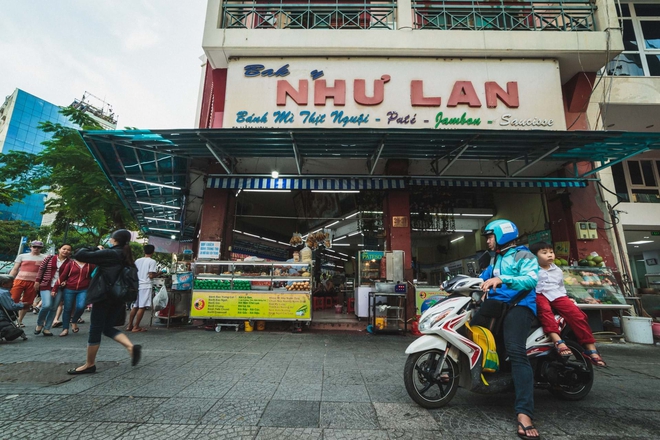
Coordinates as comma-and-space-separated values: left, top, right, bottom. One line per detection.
480, 219, 540, 440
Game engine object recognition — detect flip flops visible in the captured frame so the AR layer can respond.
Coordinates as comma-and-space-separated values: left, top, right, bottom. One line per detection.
583, 350, 607, 367
131, 327, 147, 332
517, 421, 541, 440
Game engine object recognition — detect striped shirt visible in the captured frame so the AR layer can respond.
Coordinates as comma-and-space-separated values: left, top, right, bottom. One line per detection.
14, 253, 46, 282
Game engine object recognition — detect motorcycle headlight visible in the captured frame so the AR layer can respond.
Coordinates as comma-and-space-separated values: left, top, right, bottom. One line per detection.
418, 307, 454, 332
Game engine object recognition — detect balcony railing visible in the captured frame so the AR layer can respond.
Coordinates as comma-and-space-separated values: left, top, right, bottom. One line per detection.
412, 1, 597, 31
220, 1, 597, 31
221, 1, 397, 30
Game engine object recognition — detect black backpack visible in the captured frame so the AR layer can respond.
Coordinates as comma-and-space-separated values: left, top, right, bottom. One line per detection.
109, 264, 139, 303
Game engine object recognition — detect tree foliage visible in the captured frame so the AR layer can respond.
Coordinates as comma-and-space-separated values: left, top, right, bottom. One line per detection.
0, 106, 135, 245
0, 220, 41, 267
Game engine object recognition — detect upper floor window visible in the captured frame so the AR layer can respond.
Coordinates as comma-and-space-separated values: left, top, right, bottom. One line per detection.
607, 3, 660, 77
611, 159, 660, 203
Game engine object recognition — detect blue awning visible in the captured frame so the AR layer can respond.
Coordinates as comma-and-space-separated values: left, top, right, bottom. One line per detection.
207, 177, 406, 190
410, 179, 587, 188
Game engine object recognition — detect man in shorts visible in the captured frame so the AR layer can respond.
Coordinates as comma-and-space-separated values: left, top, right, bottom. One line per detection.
9, 240, 46, 327
126, 244, 158, 332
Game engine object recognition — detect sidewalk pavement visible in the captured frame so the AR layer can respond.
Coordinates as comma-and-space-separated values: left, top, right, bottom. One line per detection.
1, 311, 660, 439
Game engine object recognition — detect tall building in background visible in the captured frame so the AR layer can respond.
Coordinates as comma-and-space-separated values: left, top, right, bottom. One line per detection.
0, 89, 117, 226
0, 89, 72, 224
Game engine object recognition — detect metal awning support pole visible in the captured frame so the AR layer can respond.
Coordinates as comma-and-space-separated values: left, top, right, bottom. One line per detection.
439, 136, 477, 176
580, 147, 650, 178
369, 138, 386, 175
511, 145, 561, 177
205, 142, 232, 175
290, 132, 303, 175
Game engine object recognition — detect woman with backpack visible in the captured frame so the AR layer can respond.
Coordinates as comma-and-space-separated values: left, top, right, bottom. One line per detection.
67, 229, 141, 374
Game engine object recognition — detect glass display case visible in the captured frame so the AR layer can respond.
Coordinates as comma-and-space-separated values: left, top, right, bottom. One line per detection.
190, 261, 312, 321
561, 266, 626, 305
358, 251, 385, 286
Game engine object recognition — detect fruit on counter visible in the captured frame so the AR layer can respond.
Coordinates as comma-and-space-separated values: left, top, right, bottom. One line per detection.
286, 281, 310, 291
578, 259, 589, 266
233, 280, 251, 290
194, 279, 231, 290
555, 258, 569, 266
301, 271, 310, 277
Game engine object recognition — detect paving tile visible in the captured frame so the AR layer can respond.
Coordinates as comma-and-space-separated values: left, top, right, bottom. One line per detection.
146, 397, 218, 424
322, 383, 370, 402
87, 396, 167, 422
319, 402, 379, 429
365, 383, 412, 404
81, 378, 149, 396
28, 395, 119, 421
428, 406, 511, 436
373, 402, 438, 431
273, 381, 322, 401
0, 420, 73, 440
175, 379, 238, 398
247, 368, 287, 383
201, 399, 268, 426
132, 378, 195, 397
258, 400, 321, 428
223, 381, 278, 401
322, 429, 390, 440
116, 423, 195, 439
282, 369, 324, 384
55, 422, 137, 440
0, 394, 65, 419
255, 427, 323, 439
186, 425, 260, 440
323, 369, 363, 385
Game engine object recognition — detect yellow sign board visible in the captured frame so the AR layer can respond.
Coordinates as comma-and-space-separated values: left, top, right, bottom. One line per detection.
190, 291, 311, 320
415, 287, 448, 314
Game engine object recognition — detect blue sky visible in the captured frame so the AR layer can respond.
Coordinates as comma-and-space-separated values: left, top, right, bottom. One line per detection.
0, 0, 207, 129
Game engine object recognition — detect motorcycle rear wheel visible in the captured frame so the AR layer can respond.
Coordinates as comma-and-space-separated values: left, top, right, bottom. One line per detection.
549, 339, 594, 401
404, 349, 459, 408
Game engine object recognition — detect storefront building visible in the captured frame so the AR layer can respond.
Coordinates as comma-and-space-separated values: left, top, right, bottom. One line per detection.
81, 0, 660, 327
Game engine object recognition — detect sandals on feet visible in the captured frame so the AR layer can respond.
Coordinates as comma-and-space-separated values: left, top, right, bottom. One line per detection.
583, 350, 607, 367
554, 340, 572, 358
517, 421, 541, 440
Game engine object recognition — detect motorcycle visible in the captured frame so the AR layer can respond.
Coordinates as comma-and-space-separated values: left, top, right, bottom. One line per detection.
404, 275, 594, 408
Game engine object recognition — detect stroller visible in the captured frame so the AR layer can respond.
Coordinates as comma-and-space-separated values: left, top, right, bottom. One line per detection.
0, 303, 28, 342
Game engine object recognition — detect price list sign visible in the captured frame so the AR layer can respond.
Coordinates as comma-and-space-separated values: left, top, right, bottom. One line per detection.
191, 291, 311, 320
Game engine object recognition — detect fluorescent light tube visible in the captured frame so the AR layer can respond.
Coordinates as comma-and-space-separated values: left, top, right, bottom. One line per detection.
127, 178, 181, 190
144, 217, 180, 224
137, 201, 181, 210
450, 236, 465, 243
149, 227, 179, 233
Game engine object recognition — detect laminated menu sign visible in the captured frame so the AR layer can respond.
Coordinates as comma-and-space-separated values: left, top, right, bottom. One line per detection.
191, 291, 311, 320
198, 241, 221, 259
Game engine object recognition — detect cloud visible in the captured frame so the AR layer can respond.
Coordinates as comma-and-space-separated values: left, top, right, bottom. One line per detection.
122, 28, 161, 52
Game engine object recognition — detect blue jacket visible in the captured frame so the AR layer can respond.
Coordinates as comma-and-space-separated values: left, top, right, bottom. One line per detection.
480, 245, 539, 314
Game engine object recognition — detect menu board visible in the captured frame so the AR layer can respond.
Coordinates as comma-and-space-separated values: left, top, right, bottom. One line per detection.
198, 241, 221, 259
190, 291, 311, 320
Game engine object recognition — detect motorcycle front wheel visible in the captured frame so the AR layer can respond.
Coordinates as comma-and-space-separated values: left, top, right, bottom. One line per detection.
549, 339, 594, 401
404, 349, 459, 408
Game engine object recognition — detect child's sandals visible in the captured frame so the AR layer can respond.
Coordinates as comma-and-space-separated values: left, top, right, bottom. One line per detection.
583, 350, 607, 367
554, 340, 572, 358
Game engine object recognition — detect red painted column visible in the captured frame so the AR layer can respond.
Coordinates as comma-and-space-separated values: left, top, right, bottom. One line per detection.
198, 64, 228, 129
383, 191, 413, 279
545, 72, 615, 266
198, 188, 235, 260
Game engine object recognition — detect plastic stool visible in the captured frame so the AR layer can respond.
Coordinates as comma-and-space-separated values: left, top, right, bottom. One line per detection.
324, 297, 334, 309
347, 298, 355, 314
313, 297, 324, 311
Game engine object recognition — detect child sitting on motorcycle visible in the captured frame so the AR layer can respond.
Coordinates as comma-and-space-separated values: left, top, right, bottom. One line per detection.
529, 242, 606, 368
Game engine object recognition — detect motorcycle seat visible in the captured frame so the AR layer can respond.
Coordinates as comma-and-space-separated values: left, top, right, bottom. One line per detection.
528, 316, 540, 336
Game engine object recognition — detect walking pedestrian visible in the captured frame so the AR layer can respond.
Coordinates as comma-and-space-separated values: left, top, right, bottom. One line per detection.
35, 244, 72, 336
9, 240, 46, 327
126, 244, 158, 332
67, 229, 141, 374
55, 257, 95, 337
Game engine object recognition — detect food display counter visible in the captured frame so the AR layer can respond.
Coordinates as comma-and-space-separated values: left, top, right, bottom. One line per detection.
191, 261, 312, 321
561, 266, 631, 332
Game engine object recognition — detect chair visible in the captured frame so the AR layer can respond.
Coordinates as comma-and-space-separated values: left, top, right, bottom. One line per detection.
313, 297, 324, 311
347, 298, 355, 314
324, 297, 334, 309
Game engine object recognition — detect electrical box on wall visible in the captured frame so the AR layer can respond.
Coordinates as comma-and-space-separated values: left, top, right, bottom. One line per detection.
587, 222, 598, 239
575, 222, 597, 240
576, 222, 589, 239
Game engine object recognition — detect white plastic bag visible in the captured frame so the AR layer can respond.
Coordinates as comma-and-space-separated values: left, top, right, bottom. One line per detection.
153, 285, 168, 311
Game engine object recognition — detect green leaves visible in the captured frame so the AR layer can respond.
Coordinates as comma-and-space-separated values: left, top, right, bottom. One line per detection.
0, 106, 136, 245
